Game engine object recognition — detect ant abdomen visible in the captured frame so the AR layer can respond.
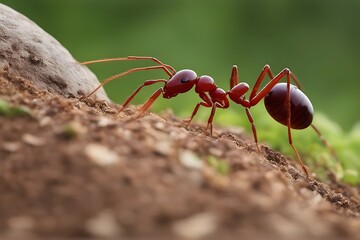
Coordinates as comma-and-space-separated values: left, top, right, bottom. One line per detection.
264, 83, 314, 129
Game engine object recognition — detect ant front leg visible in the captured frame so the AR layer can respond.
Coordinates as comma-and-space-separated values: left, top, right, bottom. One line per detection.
119, 79, 167, 113
136, 87, 165, 118
81, 56, 176, 77
82, 65, 173, 100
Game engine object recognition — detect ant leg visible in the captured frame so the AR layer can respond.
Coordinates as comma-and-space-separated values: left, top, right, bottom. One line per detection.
230, 65, 239, 88
83, 65, 171, 99
185, 92, 227, 136
288, 72, 302, 90
247, 68, 309, 176
185, 101, 213, 133
119, 79, 167, 113
185, 93, 212, 126
136, 88, 164, 118
249, 65, 275, 100
204, 103, 230, 136
249, 68, 299, 106
284, 74, 309, 177
206, 102, 218, 136
245, 108, 260, 152
127, 56, 176, 75
287, 127, 309, 177
206, 101, 229, 136
311, 124, 340, 161
186, 103, 207, 126
81, 56, 176, 76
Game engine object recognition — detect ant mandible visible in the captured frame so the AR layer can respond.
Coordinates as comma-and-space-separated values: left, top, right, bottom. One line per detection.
81, 56, 335, 177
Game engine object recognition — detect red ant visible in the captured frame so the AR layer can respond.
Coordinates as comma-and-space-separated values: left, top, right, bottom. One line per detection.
81, 56, 337, 177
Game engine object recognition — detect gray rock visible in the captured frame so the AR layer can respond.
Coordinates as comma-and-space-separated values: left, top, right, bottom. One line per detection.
0, 3, 109, 101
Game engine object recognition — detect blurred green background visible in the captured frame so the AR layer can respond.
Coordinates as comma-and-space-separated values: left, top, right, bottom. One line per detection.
2, 0, 360, 131
2, 0, 360, 183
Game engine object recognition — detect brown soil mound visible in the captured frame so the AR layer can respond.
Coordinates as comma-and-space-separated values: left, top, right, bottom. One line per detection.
1, 70, 360, 240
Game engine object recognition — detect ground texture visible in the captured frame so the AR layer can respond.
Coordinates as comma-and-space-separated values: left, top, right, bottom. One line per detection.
1, 70, 360, 240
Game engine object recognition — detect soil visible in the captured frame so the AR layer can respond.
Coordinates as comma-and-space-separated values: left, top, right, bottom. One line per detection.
0, 69, 360, 240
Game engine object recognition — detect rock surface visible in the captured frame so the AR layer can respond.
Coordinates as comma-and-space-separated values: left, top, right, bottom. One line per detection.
0, 3, 109, 100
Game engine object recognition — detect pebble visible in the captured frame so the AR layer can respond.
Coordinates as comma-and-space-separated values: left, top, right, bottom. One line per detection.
154, 140, 173, 156
172, 212, 218, 239
97, 117, 116, 127
84, 143, 121, 167
3, 142, 21, 152
7, 216, 35, 231
179, 150, 203, 170
39, 116, 52, 127
22, 133, 46, 146
85, 211, 122, 238
209, 147, 223, 157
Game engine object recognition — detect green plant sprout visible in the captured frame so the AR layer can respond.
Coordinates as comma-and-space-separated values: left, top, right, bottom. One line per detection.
0, 99, 32, 118
207, 156, 230, 175
61, 121, 87, 139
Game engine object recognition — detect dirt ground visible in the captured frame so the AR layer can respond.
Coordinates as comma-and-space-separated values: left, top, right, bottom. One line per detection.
0, 69, 360, 240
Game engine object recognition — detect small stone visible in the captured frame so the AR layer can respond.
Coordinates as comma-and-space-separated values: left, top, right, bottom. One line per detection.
8, 216, 35, 231
97, 117, 116, 127
269, 213, 304, 237
179, 150, 203, 170
85, 143, 121, 167
85, 211, 122, 238
154, 121, 165, 130
154, 140, 173, 156
169, 129, 188, 140
3, 141, 21, 152
39, 116, 52, 127
209, 147, 223, 157
172, 212, 218, 239
22, 133, 45, 146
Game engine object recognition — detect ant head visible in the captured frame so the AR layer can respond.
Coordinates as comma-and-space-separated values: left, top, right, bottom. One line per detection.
227, 82, 250, 104
163, 69, 197, 98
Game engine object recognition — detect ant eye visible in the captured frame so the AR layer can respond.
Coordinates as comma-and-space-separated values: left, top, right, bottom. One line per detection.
181, 77, 189, 83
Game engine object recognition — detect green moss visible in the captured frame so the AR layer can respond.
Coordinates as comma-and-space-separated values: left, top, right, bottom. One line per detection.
0, 99, 32, 118
62, 121, 87, 139
215, 108, 360, 185
342, 169, 359, 186
207, 156, 230, 175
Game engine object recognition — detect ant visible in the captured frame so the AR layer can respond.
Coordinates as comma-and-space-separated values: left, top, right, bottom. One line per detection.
81, 56, 337, 177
